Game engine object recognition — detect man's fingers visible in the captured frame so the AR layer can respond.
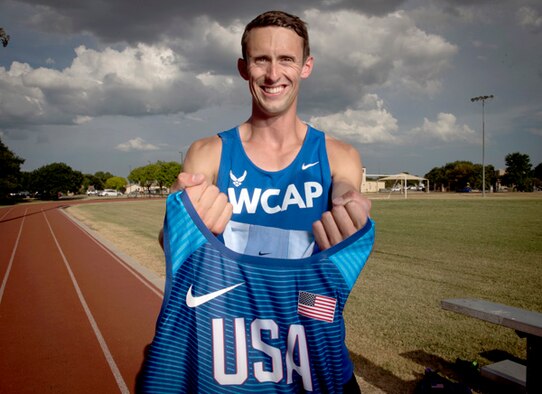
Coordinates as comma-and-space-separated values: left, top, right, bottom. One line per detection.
202, 192, 229, 233
333, 191, 371, 230
320, 211, 343, 246
184, 181, 208, 205
313, 198, 371, 251
313, 220, 331, 251
183, 181, 232, 235
331, 205, 357, 238
178, 172, 206, 189
166, 172, 232, 236
210, 200, 233, 234
170, 172, 206, 194
197, 182, 220, 213
343, 200, 369, 230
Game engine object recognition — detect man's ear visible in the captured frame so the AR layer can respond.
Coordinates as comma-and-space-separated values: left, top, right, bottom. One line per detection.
300, 56, 314, 79
237, 58, 249, 80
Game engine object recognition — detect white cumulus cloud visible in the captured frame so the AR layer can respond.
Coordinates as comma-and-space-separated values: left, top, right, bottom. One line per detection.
309, 94, 399, 144
410, 113, 478, 143
0, 43, 214, 129
115, 137, 159, 152
301, 9, 458, 112
517, 6, 542, 32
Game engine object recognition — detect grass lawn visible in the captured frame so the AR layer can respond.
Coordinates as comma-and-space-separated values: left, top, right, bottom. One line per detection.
68, 193, 542, 393
69, 198, 168, 278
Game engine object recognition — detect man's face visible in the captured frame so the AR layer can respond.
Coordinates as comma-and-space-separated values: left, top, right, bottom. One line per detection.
239, 26, 313, 118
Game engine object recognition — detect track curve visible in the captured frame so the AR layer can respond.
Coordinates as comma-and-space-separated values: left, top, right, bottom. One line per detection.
0, 200, 163, 393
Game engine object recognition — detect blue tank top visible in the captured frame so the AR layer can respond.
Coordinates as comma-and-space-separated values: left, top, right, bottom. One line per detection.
137, 191, 375, 393
217, 126, 331, 259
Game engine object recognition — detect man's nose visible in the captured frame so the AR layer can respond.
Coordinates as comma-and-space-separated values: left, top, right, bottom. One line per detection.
265, 61, 279, 81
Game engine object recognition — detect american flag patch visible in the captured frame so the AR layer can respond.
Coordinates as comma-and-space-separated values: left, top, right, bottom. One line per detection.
297, 291, 337, 323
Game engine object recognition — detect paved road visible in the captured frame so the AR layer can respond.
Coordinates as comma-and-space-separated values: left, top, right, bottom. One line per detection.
0, 200, 163, 393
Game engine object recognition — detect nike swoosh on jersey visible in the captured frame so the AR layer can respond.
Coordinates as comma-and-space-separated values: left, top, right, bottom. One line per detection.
301, 162, 319, 170
185, 282, 244, 308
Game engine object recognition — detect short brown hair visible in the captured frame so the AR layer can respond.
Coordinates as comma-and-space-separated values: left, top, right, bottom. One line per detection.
241, 10, 310, 61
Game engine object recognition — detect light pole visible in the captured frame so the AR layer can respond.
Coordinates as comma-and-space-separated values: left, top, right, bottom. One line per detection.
470, 95, 494, 197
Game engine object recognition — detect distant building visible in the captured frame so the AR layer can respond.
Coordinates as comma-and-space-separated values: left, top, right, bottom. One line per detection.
495, 168, 508, 191
361, 168, 385, 193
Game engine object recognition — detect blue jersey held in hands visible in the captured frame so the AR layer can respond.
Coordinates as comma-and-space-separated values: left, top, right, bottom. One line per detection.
137, 191, 375, 393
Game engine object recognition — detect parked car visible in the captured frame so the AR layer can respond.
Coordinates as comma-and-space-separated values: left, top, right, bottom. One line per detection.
86, 189, 98, 196
9, 191, 30, 198
99, 189, 122, 196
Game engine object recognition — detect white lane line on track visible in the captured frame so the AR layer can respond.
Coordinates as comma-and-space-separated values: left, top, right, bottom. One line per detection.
0, 207, 14, 221
59, 208, 163, 298
0, 209, 27, 305
42, 210, 130, 394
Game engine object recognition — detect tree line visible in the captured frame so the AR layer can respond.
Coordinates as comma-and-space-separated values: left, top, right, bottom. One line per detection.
1, 137, 540, 202
0, 137, 181, 201
424, 152, 541, 192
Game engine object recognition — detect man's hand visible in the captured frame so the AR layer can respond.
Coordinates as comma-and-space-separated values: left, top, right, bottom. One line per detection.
176, 172, 233, 235
160, 172, 233, 249
312, 190, 371, 250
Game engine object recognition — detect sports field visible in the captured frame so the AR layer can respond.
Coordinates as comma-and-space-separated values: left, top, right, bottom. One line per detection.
68, 192, 542, 393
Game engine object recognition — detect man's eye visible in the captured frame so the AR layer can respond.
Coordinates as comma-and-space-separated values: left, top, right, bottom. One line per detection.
281, 56, 297, 63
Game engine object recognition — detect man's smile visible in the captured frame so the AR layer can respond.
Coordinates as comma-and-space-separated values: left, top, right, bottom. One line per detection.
262, 85, 286, 94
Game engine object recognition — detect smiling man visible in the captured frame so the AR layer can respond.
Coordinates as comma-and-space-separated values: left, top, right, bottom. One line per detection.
171, 11, 371, 255
141, 11, 374, 393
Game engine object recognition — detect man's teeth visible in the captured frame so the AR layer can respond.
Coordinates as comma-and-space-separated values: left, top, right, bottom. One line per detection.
264, 86, 283, 94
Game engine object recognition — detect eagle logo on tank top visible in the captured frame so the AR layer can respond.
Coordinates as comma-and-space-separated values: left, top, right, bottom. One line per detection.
230, 170, 247, 187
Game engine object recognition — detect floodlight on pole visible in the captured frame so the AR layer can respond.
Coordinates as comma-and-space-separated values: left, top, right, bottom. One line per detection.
470, 94, 494, 197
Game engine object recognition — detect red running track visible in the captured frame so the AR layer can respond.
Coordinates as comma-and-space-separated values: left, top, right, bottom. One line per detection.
0, 200, 163, 393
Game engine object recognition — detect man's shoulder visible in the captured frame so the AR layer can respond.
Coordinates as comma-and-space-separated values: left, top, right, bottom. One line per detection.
323, 134, 362, 181
184, 135, 222, 181
324, 134, 358, 156
189, 135, 222, 154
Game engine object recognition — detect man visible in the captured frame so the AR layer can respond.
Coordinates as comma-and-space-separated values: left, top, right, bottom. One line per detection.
145, 11, 373, 393
166, 10, 370, 255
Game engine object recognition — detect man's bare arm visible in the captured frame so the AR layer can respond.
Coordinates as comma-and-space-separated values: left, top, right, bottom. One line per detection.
159, 136, 232, 249
312, 138, 371, 250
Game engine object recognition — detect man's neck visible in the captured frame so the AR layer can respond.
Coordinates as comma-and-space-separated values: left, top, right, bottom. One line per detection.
239, 114, 308, 171
244, 110, 306, 141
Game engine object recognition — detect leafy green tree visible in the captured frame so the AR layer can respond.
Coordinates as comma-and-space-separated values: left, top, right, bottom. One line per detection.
472, 163, 496, 191
29, 162, 84, 199
503, 152, 533, 191
425, 161, 497, 192
105, 176, 127, 192
128, 165, 156, 193
425, 166, 446, 191
534, 162, 542, 190
82, 174, 104, 191
128, 161, 181, 195
443, 161, 476, 191
95, 171, 114, 185
155, 161, 182, 193
19, 171, 32, 193
0, 137, 25, 199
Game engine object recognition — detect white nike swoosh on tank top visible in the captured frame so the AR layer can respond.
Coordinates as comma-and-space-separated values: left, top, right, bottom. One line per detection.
301, 162, 319, 170
185, 282, 244, 308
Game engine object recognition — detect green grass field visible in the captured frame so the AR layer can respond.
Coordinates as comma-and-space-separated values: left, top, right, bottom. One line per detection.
68, 193, 542, 393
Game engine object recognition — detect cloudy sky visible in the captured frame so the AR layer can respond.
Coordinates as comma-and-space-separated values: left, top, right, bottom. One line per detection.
1, 0, 541, 178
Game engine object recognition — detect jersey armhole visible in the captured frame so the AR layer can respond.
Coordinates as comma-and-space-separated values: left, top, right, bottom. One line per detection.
216, 129, 235, 191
